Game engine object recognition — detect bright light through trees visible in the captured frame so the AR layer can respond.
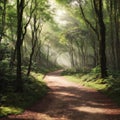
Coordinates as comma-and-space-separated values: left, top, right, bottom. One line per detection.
48, 0, 69, 26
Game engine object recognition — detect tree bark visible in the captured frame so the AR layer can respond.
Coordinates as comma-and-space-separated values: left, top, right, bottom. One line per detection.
93, 0, 107, 78
0, 0, 7, 43
113, 0, 120, 70
109, 0, 116, 69
16, 0, 24, 92
27, 4, 43, 76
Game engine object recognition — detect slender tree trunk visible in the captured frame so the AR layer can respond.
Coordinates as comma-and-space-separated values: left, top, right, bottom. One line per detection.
27, 22, 37, 76
27, 47, 35, 76
16, 0, 24, 92
92, 40, 98, 66
81, 47, 85, 71
46, 45, 50, 67
99, 0, 107, 78
27, 8, 43, 76
114, 7, 120, 70
0, 0, 7, 43
69, 39, 75, 68
109, 0, 116, 69
78, 45, 81, 69
93, 0, 107, 78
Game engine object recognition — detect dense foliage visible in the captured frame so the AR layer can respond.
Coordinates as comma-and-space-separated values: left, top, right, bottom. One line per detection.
56, 0, 120, 76
0, 0, 120, 117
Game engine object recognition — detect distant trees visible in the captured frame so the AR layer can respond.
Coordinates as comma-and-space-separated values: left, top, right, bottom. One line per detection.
56, 0, 120, 78
77, 0, 107, 77
106, 0, 120, 70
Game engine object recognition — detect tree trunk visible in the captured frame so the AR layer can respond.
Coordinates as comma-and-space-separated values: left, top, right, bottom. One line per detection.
114, 1, 120, 70
69, 39, 75, 68
0, 0, 7, 43
93, 0, 107, 78
46, 45, 50, 67
16, 0, 24, 92
27, 47, 34, 76
27, 27, 37, 76
27, 10, 43, 76
109, 0, 116, 69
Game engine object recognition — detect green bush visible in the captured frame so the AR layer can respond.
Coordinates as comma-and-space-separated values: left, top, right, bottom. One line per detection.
0, 43, 10, 61
0, 71, 48, 117
91, 66, 100, 73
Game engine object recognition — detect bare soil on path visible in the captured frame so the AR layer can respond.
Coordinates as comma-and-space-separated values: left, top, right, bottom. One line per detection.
1, 70, 120, 120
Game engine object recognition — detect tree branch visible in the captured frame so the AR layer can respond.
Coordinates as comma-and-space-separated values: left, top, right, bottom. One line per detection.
21, 1, 35, 45
78, 0, 98, 36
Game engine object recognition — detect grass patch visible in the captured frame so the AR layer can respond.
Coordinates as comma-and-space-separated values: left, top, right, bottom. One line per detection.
0, 106, 23, 117
62, 68, 120, 105
64, 74, 107, 91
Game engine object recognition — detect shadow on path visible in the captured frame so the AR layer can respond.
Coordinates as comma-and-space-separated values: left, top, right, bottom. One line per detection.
2, 70, 120, 120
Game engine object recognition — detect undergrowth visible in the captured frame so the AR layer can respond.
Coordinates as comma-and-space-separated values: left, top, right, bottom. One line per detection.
0, 61, 48, 117
62, 67, 120, 105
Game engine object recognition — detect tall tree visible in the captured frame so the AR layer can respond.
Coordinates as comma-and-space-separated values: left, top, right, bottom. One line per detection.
0, 0, 7, 43
16, 0, 24, 92
93, 0, 107, 78
27, 15, 43, 76
16, 0, 35, 91
106, 0, 116, 69
27, 0, 51, 76
113, 0, 120, 70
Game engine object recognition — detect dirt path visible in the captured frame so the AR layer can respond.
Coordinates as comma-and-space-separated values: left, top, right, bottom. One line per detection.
2, 70, 120, 120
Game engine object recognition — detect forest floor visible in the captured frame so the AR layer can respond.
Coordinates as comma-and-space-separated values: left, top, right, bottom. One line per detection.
1, 70, 120, 120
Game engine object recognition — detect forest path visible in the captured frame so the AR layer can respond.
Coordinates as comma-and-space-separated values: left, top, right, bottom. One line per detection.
3, 70, 120, 120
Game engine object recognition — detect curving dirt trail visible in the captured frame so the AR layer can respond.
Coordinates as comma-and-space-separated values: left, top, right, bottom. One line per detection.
1, 70, 120, 120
